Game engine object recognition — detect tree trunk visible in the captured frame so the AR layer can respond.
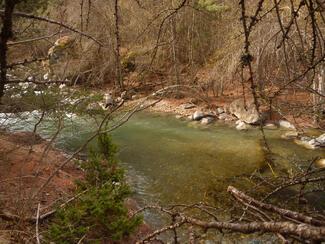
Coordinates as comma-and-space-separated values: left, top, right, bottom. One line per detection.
170, 0, 180, 97
0, 0, 17, 102
114, 0, 123, 90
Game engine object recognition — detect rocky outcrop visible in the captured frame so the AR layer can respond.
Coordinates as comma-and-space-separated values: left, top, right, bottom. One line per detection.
229, 99, 260, 124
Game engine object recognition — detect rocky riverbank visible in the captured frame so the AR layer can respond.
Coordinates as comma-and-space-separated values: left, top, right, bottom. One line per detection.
126, 97, 325, 151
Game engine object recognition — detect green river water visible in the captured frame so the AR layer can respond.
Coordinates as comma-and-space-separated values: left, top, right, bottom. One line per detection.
3, 111, 324, 242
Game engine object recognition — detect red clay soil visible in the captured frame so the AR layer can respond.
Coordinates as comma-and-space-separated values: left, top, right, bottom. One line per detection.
0, 130, 82, 219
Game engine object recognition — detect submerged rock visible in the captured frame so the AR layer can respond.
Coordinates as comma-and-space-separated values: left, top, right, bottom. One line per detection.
294, 133, 325, 150
316, 158, 325, 168
281, 131, 299, 139
294, 137, 318, 150
229, 99, 260, 124
279, 120, 296, 130
201, 117, 214, 125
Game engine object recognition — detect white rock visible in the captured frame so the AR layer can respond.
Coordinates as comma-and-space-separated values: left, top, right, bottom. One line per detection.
264, 123, 278, 130
43, 73, 49, 80
235, 120, 242, 125
27, 76, 34, 82
34, 91, 42, 95
279, 120, 296, 130
201, 117, 214, 125
59, 84, 66, 89
236, 121, 251, 131
217, 107, 224, 114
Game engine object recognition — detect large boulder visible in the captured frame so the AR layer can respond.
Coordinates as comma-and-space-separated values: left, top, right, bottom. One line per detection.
229, 99, 260, 124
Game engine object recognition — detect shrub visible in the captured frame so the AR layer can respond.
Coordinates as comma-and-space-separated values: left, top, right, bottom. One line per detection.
47, 133, 142, 243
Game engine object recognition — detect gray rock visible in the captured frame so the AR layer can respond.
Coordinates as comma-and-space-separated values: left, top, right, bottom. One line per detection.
192, 111, 205, 121
104, 93, 114, 107
229, 99, 260, 124
236, 121, 251, 131
279, 120, 296, 130
201, 117, 214, 125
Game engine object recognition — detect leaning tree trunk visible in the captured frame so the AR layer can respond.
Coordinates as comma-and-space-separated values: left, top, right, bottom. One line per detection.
0, 0, 17, 102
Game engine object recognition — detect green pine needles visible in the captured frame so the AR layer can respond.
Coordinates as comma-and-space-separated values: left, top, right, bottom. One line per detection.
47, 133, 142, 243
